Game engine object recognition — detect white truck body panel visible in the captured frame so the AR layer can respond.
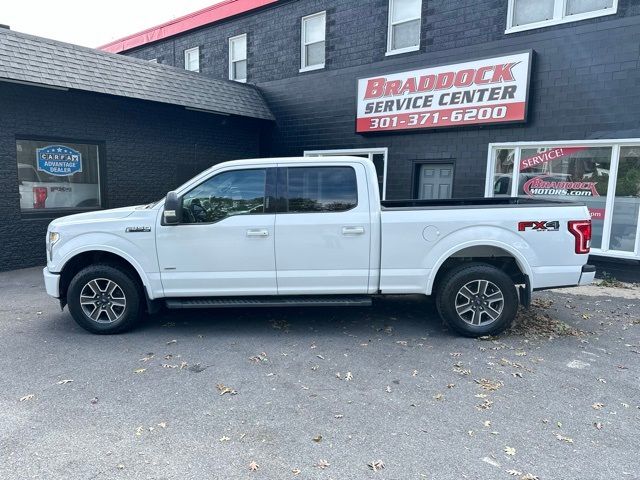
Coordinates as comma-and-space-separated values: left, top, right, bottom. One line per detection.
44, 157, 594, 303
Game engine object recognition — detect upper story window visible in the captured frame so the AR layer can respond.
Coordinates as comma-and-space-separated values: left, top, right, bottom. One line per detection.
506, 0, 618, 33
301, 11, 326, 72
184, 46, 200, 72
229, 34, 248, 82
387, 0, 422, 56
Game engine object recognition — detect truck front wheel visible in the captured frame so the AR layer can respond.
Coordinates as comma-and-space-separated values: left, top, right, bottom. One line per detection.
67, 264, 142, 334
436, 263, 518, 338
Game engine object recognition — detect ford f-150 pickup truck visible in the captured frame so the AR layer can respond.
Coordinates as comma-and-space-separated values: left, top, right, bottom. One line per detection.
43, 157, 595, 337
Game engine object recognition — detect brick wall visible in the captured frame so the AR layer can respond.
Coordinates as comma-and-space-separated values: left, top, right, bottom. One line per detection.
122, 0, 640, 199
0, 83, 264, 271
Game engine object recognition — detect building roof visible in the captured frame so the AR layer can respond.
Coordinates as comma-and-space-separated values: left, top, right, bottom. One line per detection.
100, 0, 278, 54
0, 28, 274, 121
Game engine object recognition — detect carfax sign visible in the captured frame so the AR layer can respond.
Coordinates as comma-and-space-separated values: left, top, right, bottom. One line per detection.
356, 51, 532, 133
36, 145, 83, 176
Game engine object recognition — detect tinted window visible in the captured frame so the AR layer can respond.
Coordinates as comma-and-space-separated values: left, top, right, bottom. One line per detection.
286, 167, 357, 213
182, 169, 266, 223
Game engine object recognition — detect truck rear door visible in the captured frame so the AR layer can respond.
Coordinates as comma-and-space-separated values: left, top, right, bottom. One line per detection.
274, 163, 371, 294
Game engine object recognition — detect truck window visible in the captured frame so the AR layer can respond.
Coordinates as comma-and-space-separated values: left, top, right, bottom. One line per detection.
285, 166, 357, 213
181, 168, 267, 224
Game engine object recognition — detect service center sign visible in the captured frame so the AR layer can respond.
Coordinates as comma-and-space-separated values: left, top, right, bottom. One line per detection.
356, 51, 532, 133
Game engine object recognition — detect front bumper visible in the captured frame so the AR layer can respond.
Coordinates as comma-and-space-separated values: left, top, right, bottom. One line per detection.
43, 267, 61, 298
578, 264, 596, 286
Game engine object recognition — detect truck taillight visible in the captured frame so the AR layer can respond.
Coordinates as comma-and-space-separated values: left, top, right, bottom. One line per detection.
568, 220, 592, 254
33, 187, 48, 209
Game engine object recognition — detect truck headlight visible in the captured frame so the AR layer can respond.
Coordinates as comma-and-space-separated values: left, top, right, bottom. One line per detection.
48, 231, 60, 259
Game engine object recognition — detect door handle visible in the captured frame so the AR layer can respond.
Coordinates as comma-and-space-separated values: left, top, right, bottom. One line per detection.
342, 226, 365, 235
247, 229, 269, 238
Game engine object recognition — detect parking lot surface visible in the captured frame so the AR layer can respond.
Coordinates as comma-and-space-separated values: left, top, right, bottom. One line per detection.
1, 267, 639, 480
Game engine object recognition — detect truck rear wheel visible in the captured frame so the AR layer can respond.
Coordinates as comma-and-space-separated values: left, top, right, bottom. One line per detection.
436, 263, 518, 338
67, 264, 142, 334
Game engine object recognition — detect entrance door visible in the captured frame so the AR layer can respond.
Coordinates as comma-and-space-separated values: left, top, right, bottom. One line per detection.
418, 164, 453, 199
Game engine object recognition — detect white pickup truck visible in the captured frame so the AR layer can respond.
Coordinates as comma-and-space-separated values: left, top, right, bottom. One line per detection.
43, 157, 595, 337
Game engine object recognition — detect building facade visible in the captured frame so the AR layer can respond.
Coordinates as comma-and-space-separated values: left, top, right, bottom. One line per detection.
108, 0, 640, 261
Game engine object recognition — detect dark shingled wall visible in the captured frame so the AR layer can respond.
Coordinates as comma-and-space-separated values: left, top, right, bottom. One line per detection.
0, 83, 266, 271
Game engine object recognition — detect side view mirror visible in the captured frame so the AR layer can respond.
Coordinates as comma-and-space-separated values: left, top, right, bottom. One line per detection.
163, 191, 181, 225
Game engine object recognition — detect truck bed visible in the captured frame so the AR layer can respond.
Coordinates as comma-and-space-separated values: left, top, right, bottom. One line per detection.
381, 197, 579, 210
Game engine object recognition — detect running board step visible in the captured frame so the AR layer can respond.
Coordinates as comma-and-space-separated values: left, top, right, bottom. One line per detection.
165, 295, 373, 309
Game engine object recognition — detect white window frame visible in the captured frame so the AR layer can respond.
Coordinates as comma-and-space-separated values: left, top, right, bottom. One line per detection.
300, 11, 326, 73
506, 0, 618, 34
184, 46, 200, 72
386, 0, 422, 56
304, 148, 389, 200
486, 139, 640, 260
228, 34, 248, 83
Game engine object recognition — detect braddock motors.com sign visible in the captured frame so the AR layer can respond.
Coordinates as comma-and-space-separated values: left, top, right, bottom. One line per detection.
356, 51, 532, 133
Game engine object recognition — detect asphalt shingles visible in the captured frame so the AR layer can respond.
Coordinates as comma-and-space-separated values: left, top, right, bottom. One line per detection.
0, 28, 274, 121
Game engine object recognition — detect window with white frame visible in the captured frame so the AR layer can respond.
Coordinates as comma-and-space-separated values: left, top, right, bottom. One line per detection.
301, 12, 326, 71
387, 0, 422, 55
507, 0, 617, 33
487, 140, 640, 259
229, 34, 247, 82
184, 47, 200, 72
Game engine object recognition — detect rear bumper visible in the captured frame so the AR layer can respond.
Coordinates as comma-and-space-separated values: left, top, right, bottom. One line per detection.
579, 264, 596, 286
43, 267, 61, 298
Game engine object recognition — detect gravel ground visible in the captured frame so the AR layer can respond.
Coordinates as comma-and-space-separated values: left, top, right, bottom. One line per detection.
0, 267, 639, 480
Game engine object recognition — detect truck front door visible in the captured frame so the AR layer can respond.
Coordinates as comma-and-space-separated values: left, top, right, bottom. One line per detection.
156, 167, 277, 297
274, 164, 371, 294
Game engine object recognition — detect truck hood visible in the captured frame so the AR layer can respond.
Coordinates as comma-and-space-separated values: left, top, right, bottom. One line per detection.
49, 206, 141, 228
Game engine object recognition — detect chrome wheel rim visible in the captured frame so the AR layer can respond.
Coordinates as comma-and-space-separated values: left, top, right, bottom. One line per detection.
80, 278, 127, 324
455, 279, 504, 326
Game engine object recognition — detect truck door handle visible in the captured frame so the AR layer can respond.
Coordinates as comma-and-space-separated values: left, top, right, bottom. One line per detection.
246, 229, 269, 238
342, 226, 365, 235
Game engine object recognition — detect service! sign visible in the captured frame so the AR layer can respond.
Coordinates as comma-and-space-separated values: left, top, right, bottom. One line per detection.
356, 51, 532, 133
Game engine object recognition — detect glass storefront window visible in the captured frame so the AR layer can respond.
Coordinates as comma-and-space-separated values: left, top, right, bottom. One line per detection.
518, 146, 611, 248
493, 148, 515, 196
610, 147, 640, 252
17, 139, 101, 212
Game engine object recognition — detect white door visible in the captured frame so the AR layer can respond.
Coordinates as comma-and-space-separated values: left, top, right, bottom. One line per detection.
275, 164, 371, 294
419, 163, 453, 199
156, 167, 277, 297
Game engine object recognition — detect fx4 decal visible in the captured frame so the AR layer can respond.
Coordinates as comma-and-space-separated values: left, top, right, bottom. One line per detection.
518, 221, 560, 232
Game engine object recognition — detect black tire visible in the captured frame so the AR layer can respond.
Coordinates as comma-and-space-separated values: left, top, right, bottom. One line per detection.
436, 263, 518, 338
67, 264, 142, 334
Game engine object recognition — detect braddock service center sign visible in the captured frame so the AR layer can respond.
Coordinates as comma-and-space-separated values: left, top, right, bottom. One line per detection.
356, 51, 532, 133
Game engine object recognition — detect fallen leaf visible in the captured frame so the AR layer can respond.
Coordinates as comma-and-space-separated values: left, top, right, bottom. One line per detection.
166, 339, 177, 345
450, 352, 462, 357
56, 379, 73, 385
592, 402, 604, 410
520, 474, 539, 480
117, 464, 125, 470
312, 434, 322, 443
316, 354, 325, 360
504, 446, 516, 456
216, 383, 238, 396
484, 420, 492, 427
345, 372, 353, 381
385, 386, 392, 393
433, 393, 444, 401
135, 426, 144, 436
219, 436, 230, 442
133, 368, 146, 374
315, 459, 330, 469
476, 399, 494, 410
249, 461, 259, 472
412, 370, 418, 377
446, 383, 455, 389
157, 422, 167, 429
476, 378, 502, 391
368, 459, 385, 472
19, 394, 35, 402
335, 372, 342, 379
594, 422, 603, 430
554, 432, 574, 443
90, 397, 99, 405
507, 469, 523, 476
140, 354, 154, 362
292, 468, 301, 475
249, 353, 269, 364
334, 414, 344, 419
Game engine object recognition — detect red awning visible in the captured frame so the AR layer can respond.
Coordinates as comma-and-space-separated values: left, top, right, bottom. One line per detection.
99, 0, 278, 53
